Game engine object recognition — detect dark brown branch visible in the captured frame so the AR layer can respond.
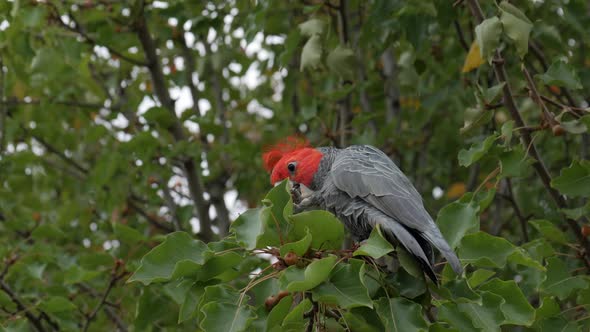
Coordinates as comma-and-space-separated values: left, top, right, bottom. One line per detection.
454, 21, 470, 52
336, 0, 352, 147
82, 265, 127, 332
33, 134, 89, 174
498, 179, 529, 242
127, 199, 174, 232
77, 284, 127, 332
160, 177, 184, 231
135, 11, 213, 241
0, 56, 6, 155
466, 0, 590, 268
1, 256, 56, 332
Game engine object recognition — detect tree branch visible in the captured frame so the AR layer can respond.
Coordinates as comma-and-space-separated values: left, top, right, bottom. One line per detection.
134, 11, 213, 241
77, 283, 127, 332
82, 264, 127, 332
1, 255, 57, 332
0, 56, 6, 155
45, 2, 146, 67
465, 0, 590, 268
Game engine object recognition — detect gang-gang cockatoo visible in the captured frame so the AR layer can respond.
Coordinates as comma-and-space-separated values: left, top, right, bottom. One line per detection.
263, 137, 462, 283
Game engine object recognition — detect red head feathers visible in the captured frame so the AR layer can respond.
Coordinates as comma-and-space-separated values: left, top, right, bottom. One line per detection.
262, 136, 323, 187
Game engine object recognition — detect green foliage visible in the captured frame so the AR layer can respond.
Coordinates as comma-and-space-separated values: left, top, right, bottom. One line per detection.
2, 0, 590, 331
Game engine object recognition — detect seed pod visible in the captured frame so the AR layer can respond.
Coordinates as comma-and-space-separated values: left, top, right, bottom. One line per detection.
283, 252, 299, 266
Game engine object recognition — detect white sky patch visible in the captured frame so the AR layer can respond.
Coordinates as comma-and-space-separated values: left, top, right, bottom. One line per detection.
174, 56, 185, 71
190, 217, 200, 233
152, 1, 169, 8
432, 186, 444, 200
243, 62, 263, 89
170, 86, 193, 117
184, 120, 200, 134
138, 96, 156, 115
198, 99, 212, 115
0, 20, 9, 31
93, 45, 110, 59
247, 99, 273, 119
245, 32, 264, 57
225, 190, 247, 220
112, 113, 129, 129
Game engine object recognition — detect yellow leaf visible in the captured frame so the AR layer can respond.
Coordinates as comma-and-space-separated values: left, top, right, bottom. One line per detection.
447, 182, 467, 199
462, 42, 485, 73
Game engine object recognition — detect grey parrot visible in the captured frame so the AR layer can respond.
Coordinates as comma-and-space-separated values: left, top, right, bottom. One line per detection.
263, 139, 462, 283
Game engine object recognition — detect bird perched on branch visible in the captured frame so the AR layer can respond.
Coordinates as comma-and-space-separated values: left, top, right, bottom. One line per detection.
263, 137, 462, 283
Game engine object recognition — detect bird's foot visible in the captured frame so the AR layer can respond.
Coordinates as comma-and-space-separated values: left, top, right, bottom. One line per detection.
290, 183, 302, 204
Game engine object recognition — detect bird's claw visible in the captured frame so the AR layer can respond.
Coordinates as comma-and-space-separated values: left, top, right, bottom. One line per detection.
290, 183, 302, 204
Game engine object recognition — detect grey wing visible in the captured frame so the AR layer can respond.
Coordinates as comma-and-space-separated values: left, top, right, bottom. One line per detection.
330, 145, 463, 275
330, 145, 432, 232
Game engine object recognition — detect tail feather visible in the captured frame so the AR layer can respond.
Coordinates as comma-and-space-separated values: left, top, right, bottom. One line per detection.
422, 230, 463, 275
380, 221, 438, 284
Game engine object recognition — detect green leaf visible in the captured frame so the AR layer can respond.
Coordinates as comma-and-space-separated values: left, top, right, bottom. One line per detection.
179, 283, 206, 323
479, 279, 535, 326
457, 292, 504, 332
280, 230, 312, 257
541, 257, 588, 300
282, 255, 337, 291
441, 279, 482, 303
298, 18, 326, 37
468, 269, 496, 288
438, 302, 479, 331
530, 220, 569, 244
232, 207, 268, 250
200, 302, 254, 332
499, 2, 533, 58
342, 310, 383, 332
397, 246, 424, 279
458, 232, 518, 269
475, 17, 502, 62
266, 295, 293, 330
536, 296, 560, 320
113, 222, 145, 244
353, 225, 394, 259
326, 45, 356, 79
39, 296, 76, 313
551, 160, 590, 197
499, 147, 532, 178
501, 120, 514, 146
143, 106, 175, 128
128, 232, 211, 285
561, 202, 590, 220
482, 82, 506, 104
437, 201, 479, 249
289, 210, 345, 250
458, 135, 497, 167
374, 297, 428, 332
312, 259, 373, 309
300, 35, 322, 71
507, 248, 545, 270
538, 61, 583, 90
282, 298, 312, 330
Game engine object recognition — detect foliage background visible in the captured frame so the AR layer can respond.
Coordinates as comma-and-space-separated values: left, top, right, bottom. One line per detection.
1, 0, 590, 331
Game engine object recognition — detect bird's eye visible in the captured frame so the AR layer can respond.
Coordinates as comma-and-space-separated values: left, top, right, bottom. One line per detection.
287, 162, 296, 173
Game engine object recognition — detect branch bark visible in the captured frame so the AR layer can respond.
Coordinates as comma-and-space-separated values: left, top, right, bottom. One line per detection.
1, 256, 57, 332
135, 13, 213, 241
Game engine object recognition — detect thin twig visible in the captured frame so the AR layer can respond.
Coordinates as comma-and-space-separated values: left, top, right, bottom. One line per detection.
453, 21, 470, 51
45, 2, 147, 66
82, 265, 128, 332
